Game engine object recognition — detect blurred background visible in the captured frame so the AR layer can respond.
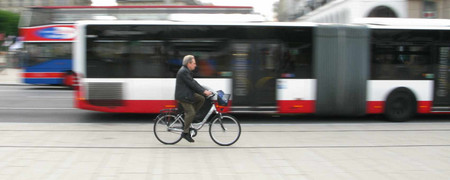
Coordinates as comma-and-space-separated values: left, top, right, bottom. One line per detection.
0, 0, 448, 116
1, 0, 448, 79
1, 0, 449, 60
0, 2, 448, 179
1, 0, 449, 56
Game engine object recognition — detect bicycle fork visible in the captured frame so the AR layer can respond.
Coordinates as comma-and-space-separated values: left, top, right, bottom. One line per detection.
217, 113, 228, 132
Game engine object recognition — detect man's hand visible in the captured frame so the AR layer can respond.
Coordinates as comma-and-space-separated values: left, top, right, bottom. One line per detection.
204, 90, 212, 97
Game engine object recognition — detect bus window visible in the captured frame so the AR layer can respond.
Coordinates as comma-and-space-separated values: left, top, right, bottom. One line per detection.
166, 39, 231, 78
279, 43, 312, 78
24, 43, 71, 66
371, 29, 438, 80
372, 44, 433, 80
29, 9, 52, 27
164, 25, 234, 78
278, 27, 313, 79
128, 40, 166, 78
18, 9, 32, 27
87, 40, 129, 78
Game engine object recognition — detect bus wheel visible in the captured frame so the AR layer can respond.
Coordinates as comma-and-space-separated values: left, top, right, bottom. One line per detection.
63, 71, 75, 89
384, 88, 416, 122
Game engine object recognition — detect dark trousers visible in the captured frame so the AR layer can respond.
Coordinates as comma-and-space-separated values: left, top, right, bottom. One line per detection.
178, 93, 205, 133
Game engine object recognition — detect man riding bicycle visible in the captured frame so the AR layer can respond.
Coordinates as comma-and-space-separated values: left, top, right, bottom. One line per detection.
175, 55, 212, 143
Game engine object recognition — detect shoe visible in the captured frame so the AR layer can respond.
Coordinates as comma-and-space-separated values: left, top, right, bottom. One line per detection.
182, 133, 195, 143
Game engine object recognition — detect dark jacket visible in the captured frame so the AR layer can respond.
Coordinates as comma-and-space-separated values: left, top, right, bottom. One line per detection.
175, 65, 205, 103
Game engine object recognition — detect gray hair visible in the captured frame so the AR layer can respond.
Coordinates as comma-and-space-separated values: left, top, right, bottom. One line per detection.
182, 55, 195, 66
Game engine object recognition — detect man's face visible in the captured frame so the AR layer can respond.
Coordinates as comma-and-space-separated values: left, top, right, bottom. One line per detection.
187, 59, 197, 71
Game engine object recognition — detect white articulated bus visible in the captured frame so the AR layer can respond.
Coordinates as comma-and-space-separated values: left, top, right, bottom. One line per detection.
74, 19, 450, 121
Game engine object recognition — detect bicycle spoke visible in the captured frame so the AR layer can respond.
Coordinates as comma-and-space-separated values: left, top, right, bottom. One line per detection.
209, 114, 241, 146
218, 121, 228, 131
154, 114, 184, 145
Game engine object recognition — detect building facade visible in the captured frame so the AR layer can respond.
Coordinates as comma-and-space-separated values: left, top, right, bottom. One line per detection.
117, 0, 200, 6
277, 0, 450, 22
277, 0, 333, 21
298, 0, 408, 23
0, 0, 91, 13
409, 0, 450, 18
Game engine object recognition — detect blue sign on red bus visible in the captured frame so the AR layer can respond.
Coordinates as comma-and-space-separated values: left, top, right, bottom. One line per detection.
36, 27, 76, 40
21, 25, 76, 42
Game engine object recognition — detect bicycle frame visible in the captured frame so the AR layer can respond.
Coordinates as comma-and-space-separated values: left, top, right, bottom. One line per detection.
191, 102, 221, 130
165, 100, 222, 133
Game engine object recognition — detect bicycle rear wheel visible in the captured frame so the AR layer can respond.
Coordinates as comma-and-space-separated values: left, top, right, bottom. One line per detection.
209, 114, 241, 146
154, 114, 184, 145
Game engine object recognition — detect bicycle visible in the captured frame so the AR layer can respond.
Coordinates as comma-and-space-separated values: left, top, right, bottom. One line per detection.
153, 91, 241, 146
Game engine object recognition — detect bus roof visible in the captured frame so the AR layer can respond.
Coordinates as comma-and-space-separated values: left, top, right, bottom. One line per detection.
20, 5, 258, 27
76, 19, 450, 29
354, 18, 450, 29
75, 18, 450, 32
75, 20, 317, 27
30, 5, 253, 10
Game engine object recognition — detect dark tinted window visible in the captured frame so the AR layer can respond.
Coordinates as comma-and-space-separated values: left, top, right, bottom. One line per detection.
276, 27, 313, 78
165, 26, 232, 78
86, 25, 168, 78
85, 25, 313, 79
23, 42, 71, 66
371, 29, 435, 80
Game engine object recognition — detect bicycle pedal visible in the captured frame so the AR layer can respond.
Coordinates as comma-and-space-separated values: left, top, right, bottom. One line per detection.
190, 128, 198, 137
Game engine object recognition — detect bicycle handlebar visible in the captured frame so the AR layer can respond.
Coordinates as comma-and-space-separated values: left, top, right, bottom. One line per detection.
206, 91, 216, 99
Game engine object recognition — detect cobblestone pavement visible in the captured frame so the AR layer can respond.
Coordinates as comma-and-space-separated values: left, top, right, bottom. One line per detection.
0, 122, 449, 180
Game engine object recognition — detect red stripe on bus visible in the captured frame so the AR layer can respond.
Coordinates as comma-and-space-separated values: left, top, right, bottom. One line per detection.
76, 99, 233, 113
76, 99, 176, 113
278, 100, 315, 113
367, 101, 433, 114
76, 99, 315, 114
22, 72, 65, 78
75, 98, 439, 115
366, 101, 384, 114
417, 101, 432, 113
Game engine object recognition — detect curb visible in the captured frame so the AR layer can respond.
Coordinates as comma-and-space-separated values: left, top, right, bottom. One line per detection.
0, 83, 26, 86
0, 68, 23, 85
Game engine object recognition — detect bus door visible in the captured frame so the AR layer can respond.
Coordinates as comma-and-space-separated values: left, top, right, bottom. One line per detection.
231, 41, 280, 112
433, 47, 450, 109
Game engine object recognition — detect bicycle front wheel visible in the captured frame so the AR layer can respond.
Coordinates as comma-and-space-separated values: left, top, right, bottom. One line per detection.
209, 114, 241, 146
154, 114, 184, 145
